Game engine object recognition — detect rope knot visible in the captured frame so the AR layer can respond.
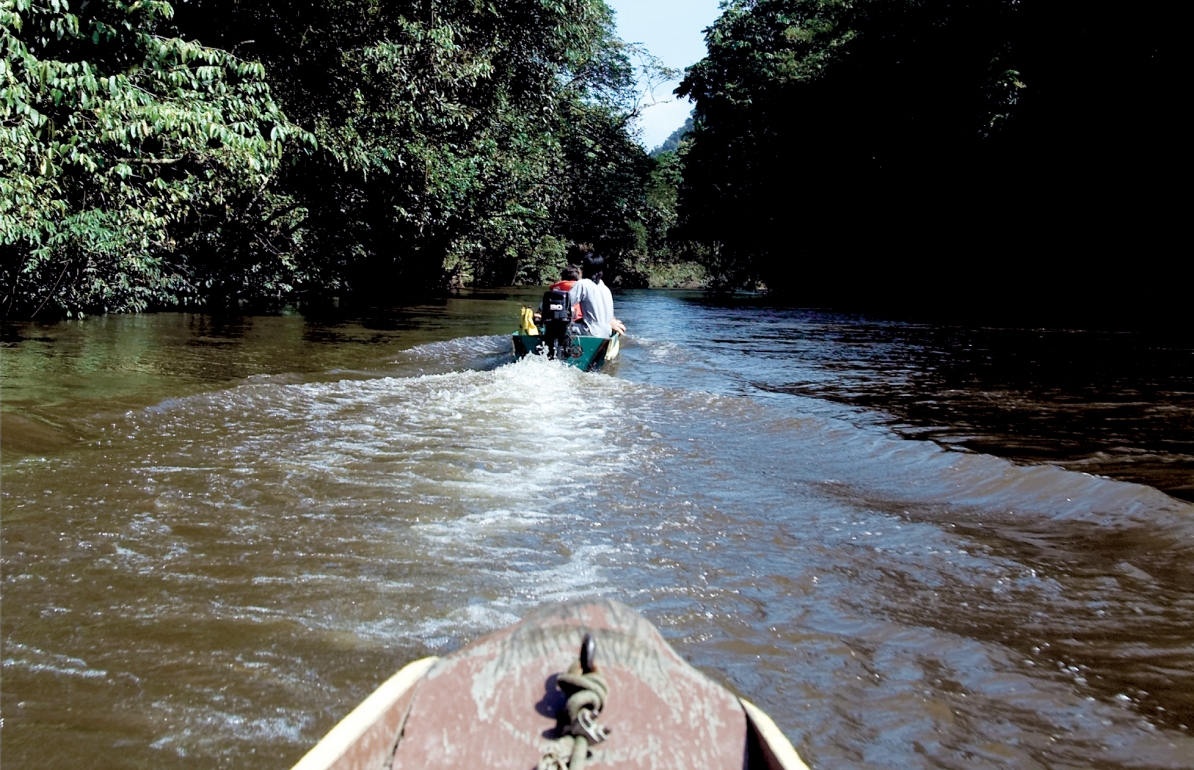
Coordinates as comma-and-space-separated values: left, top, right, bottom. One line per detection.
537, 632, 610, 770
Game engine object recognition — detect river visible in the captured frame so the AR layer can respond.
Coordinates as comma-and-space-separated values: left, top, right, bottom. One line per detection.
2, 290, 1192, 769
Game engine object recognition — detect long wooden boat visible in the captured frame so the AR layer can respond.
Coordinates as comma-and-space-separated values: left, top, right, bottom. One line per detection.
512, 331, 621, 372
291, 598, 808, 769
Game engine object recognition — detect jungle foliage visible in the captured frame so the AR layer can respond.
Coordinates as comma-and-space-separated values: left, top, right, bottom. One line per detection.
676, 0, 1182, 299
1, 0, 674, 317
1, 0, 313, 317
169, 0, 671, 294
9, 0, 1168, 316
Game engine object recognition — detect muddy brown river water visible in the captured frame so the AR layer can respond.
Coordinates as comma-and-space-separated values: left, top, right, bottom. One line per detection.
2, 291, 1192, 768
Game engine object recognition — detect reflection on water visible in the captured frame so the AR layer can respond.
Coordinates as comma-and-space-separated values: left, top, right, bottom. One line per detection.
742, 317, 1194, 501
2, 292, 1192, 769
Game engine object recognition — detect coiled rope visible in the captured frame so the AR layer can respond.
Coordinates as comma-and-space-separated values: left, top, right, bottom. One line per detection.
538, 633, 610, 770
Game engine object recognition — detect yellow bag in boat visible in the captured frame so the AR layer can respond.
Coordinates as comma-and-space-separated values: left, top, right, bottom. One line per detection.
519, 307, 539, 336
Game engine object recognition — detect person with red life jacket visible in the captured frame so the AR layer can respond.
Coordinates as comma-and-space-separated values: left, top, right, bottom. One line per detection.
538, 265, 583, 322
549, 264, 581, 293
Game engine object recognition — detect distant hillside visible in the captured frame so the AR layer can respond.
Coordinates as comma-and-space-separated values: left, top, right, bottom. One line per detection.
649, 117, 694, 157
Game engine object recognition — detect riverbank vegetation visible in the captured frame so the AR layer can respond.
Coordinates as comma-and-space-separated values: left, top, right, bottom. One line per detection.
674, 0, 1181, 307
2, 0, 1179, 317
2, 0, 686, 317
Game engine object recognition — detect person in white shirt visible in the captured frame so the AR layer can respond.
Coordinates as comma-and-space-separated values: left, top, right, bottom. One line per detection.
568, 254, 625, 338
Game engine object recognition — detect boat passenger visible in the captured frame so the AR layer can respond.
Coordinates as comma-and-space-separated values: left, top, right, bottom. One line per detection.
534, 265, 583, 324
549, 264, 581, 293
569, 254, 626, 338
550, 265, 584, 322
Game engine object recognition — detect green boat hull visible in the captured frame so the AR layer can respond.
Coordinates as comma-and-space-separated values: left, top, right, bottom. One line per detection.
511, 332, 620, 372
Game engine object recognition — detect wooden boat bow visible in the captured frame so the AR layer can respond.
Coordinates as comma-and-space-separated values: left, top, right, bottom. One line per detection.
291, 598, 808, 769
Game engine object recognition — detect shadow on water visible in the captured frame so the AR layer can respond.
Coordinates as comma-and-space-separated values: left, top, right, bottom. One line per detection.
659, 296, 1194, 501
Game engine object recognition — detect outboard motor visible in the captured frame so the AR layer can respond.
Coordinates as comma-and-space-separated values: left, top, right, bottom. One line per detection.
540, 288, 573, 360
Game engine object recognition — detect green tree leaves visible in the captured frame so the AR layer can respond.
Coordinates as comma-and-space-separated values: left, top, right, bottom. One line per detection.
1, 0, 313, 316
675, 0, 1182, 296
2, 0, 663, 316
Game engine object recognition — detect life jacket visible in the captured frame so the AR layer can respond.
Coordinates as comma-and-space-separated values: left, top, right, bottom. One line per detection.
547, 280, 582, 320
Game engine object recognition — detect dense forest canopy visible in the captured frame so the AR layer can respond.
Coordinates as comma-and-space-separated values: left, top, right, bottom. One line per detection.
1, 0, 673, 317
168, 0, 665, 293
1, 0, 313, 316
675, 0, 1182, 307
1, 0, 1181, 317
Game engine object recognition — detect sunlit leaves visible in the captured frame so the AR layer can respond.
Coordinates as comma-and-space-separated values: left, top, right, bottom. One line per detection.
180, 0, 651, 291
1, 0, 659, 314
0, 0, 313, 316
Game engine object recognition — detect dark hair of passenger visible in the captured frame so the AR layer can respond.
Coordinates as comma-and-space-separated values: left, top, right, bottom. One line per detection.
582, 254, 604, 283
561, 265, 581, 281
